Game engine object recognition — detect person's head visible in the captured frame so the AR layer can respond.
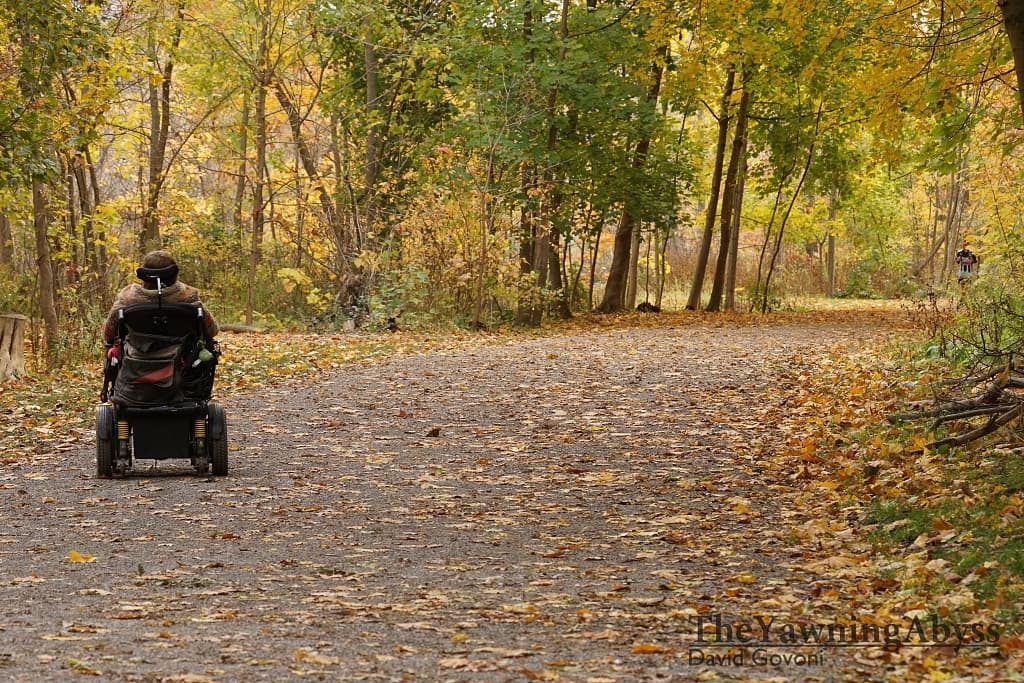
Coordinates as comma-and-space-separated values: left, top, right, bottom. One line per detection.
137, 250, 179, 289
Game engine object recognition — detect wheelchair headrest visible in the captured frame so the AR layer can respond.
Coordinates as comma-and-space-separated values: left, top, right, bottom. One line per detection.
136, 264, 179, 286
120, 303, 202, 339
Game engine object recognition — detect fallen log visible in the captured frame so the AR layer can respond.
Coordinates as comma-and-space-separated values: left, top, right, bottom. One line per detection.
218, 324, 269, 334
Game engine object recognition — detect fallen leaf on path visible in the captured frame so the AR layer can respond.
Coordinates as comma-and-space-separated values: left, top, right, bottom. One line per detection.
67, 550, 95, 564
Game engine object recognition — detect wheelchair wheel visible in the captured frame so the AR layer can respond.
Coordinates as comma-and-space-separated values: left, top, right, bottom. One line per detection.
207, 402, 228, 476
96, 405, 116, 477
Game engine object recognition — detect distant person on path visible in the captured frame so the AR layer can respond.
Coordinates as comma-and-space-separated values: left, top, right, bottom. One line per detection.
101, 250, 220, 344
955, 241, 979, 285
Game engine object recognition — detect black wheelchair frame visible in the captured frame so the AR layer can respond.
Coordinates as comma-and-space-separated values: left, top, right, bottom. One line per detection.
96, 302, 227, 477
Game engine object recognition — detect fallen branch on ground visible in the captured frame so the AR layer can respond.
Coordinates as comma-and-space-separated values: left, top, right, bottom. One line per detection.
889, 361, 1024, 452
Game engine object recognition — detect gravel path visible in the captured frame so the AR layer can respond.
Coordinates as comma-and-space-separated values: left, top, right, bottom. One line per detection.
0, 316, 897, 682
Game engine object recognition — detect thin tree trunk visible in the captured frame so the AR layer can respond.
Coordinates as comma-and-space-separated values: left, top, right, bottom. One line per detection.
598, 45, 668, 313
1000, 0, 1024, 121
33, 178, 58, 358
548, 226, 571, 319
71, 153, 97, 272
725, 154, 747, 311
530, 202, 551, 326
515, 164, 537, 325
587, 212, 604, 310
656, 229, 670, 309
247, 0, 271, 327
625, 223, 641, 309
760, 102, 824, 313
516, 6, 538, 325
707, 81, 749, 312
273, 83, 345, 255
826, 190, 837, 297
473, 146, 496, 328
233, 92, 250, 248
82, 147, 107, 273
362, 35, 381, 235
687, 67, 735, 310
140, 0, 184, 252
0, 213, 12, 265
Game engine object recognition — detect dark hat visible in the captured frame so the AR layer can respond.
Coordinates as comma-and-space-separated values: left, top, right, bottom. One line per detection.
137, 250, 179, 285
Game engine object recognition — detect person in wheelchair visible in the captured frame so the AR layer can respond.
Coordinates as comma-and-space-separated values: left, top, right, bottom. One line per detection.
102, 250, 219, 345
97, 250, 227, 477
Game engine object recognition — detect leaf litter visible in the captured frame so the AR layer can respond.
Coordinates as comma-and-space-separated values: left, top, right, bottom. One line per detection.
0, 306, 1015, 681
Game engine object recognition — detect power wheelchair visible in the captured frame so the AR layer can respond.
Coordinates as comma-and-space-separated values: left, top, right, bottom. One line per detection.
96, 283, 226, 477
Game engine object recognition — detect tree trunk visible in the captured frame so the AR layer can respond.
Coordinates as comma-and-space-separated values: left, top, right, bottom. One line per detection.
32, 179, 59, 358
529, 204, 551, 327
83, 147, 107, 273
1000, 0, 1024, 121
515, 6, 538, 325
587, 214, 603, 310
759, 102, 823, 313
273, 83, 346, 258
515, 164, 537, 325
363, 35, 382, 235
473, 147, 496, 328
0, 313, 28, 380
0, 212, 12, 265
826, 190, 837, 297
69, 150, 101, 273
598, 46, 668, 313
656, 228, 670, 309
687, 67, 735, 311
548, 228, 571, 319
707, 81, 749, 312
233, 92, 250, 248
599, 211, 635, 312
247, 0, 271, 327
140, 0, 184, 252
724, 154, 746, 311
625, 222, 641, 309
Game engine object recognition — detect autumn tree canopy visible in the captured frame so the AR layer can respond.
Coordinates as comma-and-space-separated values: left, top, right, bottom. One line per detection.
0, 0, 1023, 355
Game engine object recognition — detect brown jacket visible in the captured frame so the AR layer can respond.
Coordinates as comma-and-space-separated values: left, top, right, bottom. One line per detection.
101, 281, 219, 344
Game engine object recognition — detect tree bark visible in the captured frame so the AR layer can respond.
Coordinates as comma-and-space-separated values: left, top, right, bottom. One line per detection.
625, 222, 641, 309
599, 211, 636, 312
140, 0, 185, 252
826, 190, 837, 296
687, 67, 735, 310
233, 92, 250, 247
515, 164, 537, 326
0, 212, 12, 265
598, 45, 667, 313
725, 153, 747, 311
361, 34, 382, 236
32, 178, 59, 357
0, 314, 27, 380
1000, 0, 1024, 121
707, 81, 748, 312
247, 0, 271, 327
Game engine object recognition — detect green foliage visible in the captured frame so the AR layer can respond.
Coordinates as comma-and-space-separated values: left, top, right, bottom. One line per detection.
865, 454, 1024, 609
840, 247, 917, 299
948, 263, 1024, 363
0, 265, 33, 313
